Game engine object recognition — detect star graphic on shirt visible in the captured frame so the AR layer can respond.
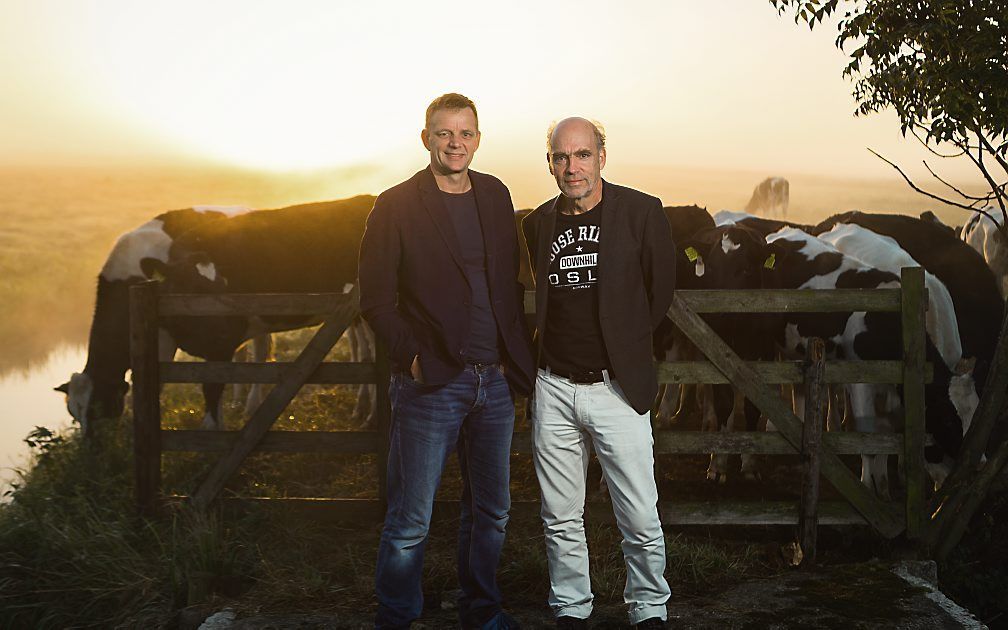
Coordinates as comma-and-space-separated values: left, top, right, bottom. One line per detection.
576, 246, 583, 252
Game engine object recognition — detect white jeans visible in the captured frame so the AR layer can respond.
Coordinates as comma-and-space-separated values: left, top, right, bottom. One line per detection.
532, 368, 670, 624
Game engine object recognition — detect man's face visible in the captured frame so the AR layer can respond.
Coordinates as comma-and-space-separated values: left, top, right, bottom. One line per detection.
548, 120, 606, 200
422, 107, 480, 176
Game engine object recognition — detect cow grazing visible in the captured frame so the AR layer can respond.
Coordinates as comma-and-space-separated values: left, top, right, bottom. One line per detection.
140, 196, 376, 431
960, 208, 1008, 300
764, 227, 968, 496
56, 206, 255, 437
813, 211, 1004, 395
744, 177, 790, 219
817, 223, 980, 482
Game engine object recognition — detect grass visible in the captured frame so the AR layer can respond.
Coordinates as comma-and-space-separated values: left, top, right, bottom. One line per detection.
0, 325, 785, 628
4, 324, 1007, 626
0, 413, 784, 628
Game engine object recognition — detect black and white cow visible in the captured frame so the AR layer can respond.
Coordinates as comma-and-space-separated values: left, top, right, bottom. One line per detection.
713, 209, 814, 237
678, 222, 783, 481
813, 211, 1004, 394
56, 206, 256, 437
652, 206, 717, 425
816, 223, 980, 485
140, 195, 376, 431
960, 208, 1008, 300
763, 227, 968, 497
744, 177, 790, 219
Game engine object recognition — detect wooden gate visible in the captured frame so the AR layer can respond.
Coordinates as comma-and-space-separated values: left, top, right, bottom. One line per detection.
129, 282, 391, 515
654, 266, 928, 540
129, 267, 928, 540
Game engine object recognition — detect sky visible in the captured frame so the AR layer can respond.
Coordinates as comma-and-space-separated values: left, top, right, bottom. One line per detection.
0, 0, 980, 198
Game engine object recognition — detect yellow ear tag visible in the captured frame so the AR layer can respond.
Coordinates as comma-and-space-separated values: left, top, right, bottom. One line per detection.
152, 270, 166, 282
685, 247, 699, 262
763, 253, 776, 270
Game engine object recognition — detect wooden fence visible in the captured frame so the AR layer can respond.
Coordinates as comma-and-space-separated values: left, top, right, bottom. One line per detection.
129, 267, 929, 543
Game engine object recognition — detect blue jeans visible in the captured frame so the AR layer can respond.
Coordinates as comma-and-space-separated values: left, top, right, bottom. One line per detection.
375, 363, 515, 629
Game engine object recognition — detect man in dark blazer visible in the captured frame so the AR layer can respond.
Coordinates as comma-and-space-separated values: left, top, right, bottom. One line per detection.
522, 117, 675, 629
359, 93, 534, 630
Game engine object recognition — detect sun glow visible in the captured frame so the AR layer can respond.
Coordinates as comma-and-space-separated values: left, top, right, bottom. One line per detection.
17, 1, 572, 171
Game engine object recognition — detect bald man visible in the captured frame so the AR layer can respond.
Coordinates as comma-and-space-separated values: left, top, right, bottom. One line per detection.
521, 117, 675, 629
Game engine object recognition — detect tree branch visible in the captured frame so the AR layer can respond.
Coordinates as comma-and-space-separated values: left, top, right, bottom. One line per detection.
922, 160, 990, 201
964, 139, 1008, 224
911, 127, 968, 158
867, 148, 991, 214
976, 127, 1008, 181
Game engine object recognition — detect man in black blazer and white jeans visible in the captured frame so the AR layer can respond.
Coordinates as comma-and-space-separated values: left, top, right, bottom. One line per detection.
360, 93, 535, 630
522, 117, 676, 629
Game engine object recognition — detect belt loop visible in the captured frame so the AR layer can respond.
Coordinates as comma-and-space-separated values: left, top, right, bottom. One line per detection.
602, 369, 611, 388
544, 365, 551, 378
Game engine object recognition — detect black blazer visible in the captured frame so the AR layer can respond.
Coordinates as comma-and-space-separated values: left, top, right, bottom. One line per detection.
359, 167, 536, 395
522, 181, 676, 413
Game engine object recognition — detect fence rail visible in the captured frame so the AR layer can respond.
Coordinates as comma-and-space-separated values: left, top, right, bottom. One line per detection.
131, 268, 929, 543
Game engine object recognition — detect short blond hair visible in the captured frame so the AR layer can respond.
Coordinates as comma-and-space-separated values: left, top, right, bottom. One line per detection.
425, 93, 479, 130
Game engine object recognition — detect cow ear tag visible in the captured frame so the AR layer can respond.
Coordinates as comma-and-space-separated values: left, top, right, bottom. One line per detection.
685, 247, 698, 261
763, 253, 776, 270
694, 254, 705, 278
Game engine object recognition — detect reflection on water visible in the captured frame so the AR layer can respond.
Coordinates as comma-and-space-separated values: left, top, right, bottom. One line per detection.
0, 345, 85, 498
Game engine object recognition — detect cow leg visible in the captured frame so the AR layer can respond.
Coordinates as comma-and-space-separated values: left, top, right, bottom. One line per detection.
740, 398, 763, 480
200, 349, 236, 431
243, 334, 274, 415
347, 319, 377, 429
200, 382, 226, 431
654, 383, 682, 427
848, 383, 891, 500
361, 321, 377, 429
700, 384, 718, 433
706, 384, 736, 483
231, 344, 248, 408
673, 383, 696, 423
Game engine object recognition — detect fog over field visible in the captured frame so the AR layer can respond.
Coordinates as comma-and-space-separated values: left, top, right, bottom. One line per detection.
0, 163, 981, 379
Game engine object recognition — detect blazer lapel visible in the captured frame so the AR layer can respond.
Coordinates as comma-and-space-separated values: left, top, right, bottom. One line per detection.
596, 181, 618, 289
534, 196, 559, 336
417, 168, 468, 279
471, 172, 497, 275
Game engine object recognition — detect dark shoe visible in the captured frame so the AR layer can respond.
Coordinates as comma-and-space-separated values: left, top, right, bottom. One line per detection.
556, 616, 588, 629
634, 618, 666, 629
480, 611, 522, 629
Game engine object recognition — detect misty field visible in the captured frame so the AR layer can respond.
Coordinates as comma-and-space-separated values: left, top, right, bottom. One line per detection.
0, 163, 974, 380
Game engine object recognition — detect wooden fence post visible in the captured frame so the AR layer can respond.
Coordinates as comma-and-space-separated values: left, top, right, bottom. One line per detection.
130, 281, 162, 517
374, 337, 391, 508
798, 338, 826, 567
900, 266, 927, 540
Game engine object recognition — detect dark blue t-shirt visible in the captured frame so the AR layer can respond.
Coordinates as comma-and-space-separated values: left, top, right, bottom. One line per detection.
442, 189, 499, 363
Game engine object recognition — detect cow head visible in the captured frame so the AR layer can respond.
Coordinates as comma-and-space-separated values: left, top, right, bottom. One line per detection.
683, 224, 772, 291
55, 372, 129, 437
140, 251, 227, 293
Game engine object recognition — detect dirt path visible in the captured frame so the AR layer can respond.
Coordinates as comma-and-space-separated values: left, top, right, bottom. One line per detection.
183, 561, 986, 630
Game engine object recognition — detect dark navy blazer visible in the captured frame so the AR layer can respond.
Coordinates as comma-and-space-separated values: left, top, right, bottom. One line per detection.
359, 167, 536, 395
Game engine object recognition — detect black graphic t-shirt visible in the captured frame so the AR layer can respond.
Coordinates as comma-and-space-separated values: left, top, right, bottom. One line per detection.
542, 199, 609, 373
